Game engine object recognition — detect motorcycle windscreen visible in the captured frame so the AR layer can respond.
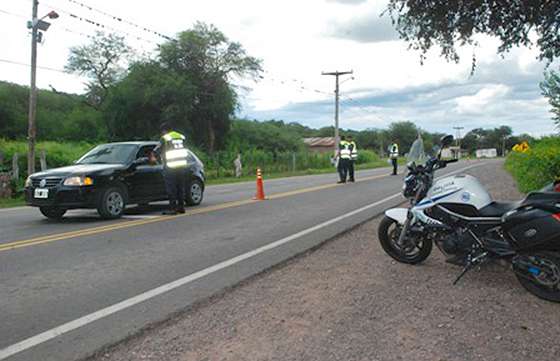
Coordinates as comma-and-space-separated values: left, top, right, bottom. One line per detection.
407, 137, 427, 165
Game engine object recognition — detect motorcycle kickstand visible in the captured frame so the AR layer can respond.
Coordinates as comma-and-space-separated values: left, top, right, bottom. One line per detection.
453, 262, 474, 285
452, 251, 489, 285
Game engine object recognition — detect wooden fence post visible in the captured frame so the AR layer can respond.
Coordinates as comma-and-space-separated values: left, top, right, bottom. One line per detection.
12, 153, 19, 181
40, 150, 47, 171
292, 152, 296, 173
0, 150, 4, 168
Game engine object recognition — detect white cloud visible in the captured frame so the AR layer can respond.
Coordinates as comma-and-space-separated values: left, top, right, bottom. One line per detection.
453, 84, 511, 115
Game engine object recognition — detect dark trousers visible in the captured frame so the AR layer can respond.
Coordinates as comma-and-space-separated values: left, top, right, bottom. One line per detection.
391, 158, 398, 175
348, 160, 355, 181
338, 158, 350, 182
164, 167, 186, 209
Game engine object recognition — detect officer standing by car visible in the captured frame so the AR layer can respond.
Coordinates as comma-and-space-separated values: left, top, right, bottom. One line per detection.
152, 122, 188, 215
389, 141, 399, 176
347, 135, 358, 182
337, 136, 352, 183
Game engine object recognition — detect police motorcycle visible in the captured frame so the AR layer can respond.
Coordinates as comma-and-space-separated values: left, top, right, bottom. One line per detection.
378, 135, 560, 302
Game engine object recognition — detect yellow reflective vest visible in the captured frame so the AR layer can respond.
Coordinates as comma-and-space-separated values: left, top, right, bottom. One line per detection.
161, 131, 188, 169
339, 140, 352, 160
390, 143, 399, 159
349, 141, 358, 160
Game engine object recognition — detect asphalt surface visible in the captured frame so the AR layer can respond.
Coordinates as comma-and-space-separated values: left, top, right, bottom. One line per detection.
90, 161, 560, 361
0, 161, 486, 361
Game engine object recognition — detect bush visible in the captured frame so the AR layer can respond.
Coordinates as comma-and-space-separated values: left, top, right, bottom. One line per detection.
505, 136, 560, 192
0, 139, 94, 179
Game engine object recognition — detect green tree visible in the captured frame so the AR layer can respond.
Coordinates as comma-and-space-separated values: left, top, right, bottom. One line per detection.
158, 22, 262, 152
103, 61, 196, 140
386, 1, 560, 69
387, 121, 419, 154
65, 31, 133, 108
541, 69, 560, 129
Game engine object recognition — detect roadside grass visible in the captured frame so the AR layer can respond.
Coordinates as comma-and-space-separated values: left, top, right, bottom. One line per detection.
0, 196, 25, 208
505, 136, 560, 193
207, 159, 393, 185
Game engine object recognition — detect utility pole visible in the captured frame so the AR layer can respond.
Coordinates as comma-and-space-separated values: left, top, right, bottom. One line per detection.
28, 0, 39, 176
26, 2, 58, 176
322, 70, 353, 154
453, 126, 464, 159
453, 126, 464, 148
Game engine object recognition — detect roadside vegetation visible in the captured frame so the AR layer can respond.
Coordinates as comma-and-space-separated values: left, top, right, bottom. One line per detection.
505, 137, 560, 193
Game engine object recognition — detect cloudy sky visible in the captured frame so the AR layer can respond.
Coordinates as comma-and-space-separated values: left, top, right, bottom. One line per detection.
1, 0, 557, 136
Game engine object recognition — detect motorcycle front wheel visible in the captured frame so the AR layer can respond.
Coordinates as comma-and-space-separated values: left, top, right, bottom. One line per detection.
378, 215, 432, 264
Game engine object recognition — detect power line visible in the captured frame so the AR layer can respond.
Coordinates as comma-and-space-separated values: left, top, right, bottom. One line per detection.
0, 8, 27, 19
0, 58, 71, 74
340, 94, 390, 123
259, 70, 392, 123
59, 0, 174, 42
34, 0, 161, 45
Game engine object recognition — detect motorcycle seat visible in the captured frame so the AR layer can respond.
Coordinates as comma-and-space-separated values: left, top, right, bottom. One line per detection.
521, 191, 560, 205
478, 201, 522, 217
480, 192, 560, 217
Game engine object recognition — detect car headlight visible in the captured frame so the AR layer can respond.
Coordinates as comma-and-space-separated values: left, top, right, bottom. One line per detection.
63, 176, 94, 186
25, 176, 32, 188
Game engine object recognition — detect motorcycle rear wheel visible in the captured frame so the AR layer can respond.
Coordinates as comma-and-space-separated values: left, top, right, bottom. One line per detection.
378, 215, 432, 264
515, 251, 560, 303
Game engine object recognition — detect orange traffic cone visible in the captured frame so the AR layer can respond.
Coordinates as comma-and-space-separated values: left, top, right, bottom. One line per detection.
253, 168, 266, 200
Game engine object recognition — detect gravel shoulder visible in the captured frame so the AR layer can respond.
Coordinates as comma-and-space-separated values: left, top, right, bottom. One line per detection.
91, 160, 560, 361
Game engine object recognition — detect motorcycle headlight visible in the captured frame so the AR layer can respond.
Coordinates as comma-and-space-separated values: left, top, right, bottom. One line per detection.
63, 176, 94, 186
25, 176, 32, 188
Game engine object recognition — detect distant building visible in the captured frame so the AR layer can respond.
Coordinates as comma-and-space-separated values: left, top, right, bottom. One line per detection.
476, 148, 498, 158
441, 146, 468, 159
303, 137, 335, 153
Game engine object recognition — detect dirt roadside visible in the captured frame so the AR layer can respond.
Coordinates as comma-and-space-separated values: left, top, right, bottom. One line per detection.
91, 161, 560, 361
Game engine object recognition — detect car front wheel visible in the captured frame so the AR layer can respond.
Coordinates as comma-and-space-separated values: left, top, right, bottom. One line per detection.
97, 186, 126, 219
185, 179, 204, 206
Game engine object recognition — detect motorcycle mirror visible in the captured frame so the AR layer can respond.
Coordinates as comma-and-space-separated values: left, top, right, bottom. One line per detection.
440, 135, 454, 148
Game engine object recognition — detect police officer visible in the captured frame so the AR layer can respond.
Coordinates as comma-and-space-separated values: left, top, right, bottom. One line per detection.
389, 141, 399, 176
347, 135, 358, 182
153, 122, 188, 215
337, 136, 352, 183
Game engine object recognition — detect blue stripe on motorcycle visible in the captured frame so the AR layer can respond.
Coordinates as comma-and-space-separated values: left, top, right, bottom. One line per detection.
417, 189, 462, 206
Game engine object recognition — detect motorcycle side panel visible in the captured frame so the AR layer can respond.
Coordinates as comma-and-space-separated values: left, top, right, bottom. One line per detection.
503, 208, 560, 250
426, 174, 492, 210
385, 208, 408, 225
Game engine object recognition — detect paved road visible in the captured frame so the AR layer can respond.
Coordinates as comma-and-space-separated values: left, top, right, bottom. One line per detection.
0, 161, 487, 361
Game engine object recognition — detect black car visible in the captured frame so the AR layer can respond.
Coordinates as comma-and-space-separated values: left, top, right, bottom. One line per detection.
25, 141, 205, 219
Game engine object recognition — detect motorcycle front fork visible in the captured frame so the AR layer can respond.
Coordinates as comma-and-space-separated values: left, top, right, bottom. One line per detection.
396, 209, 416, 249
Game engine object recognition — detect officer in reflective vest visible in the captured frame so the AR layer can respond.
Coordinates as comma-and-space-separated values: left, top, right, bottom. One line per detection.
153, 122, 188, 215
347, 135, 358, 182
337, 136, 352, 184
389, 142, 399, 176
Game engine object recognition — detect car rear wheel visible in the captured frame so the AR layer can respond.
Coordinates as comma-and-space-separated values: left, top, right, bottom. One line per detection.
185, 179, 204, 206
39, 207, 67, 220
97, 186, 126, 219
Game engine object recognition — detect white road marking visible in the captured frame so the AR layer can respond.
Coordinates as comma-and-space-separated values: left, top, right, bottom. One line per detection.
0, 162, 482, 360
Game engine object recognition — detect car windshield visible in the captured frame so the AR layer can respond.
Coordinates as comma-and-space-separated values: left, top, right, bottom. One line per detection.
77, 144, 138, 165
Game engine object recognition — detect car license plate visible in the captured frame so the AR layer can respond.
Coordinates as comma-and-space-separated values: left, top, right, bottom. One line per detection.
34, 188, 49, 199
